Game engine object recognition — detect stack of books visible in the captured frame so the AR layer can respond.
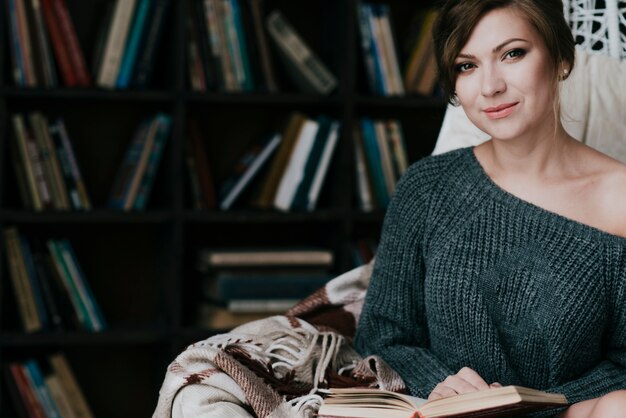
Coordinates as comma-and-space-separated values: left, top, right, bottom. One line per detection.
5, 0, 91, 87
11, 112, 91, 211
5, 353, 95, 418
354, 117, 409, 211
108, 113, 172, 211
94, 0, 171, 89
196, 247, 334, 329
3, 227, 106, 333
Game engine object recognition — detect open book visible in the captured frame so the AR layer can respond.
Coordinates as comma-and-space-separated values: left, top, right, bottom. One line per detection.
317, 385, 568, 418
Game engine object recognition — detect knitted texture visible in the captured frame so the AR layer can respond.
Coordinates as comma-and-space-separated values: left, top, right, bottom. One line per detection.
354, 147, 626, 411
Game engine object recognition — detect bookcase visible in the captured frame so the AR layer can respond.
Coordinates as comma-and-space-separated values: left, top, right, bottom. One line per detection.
0, 0, 446, 416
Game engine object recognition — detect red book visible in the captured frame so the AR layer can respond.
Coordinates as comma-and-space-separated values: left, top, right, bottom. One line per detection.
8, 363, 46, 418
40, 0, 76, 86
51, 0, 91, 86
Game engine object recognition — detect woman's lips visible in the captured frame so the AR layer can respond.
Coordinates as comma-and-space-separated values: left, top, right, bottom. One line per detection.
483, 102, 518, 119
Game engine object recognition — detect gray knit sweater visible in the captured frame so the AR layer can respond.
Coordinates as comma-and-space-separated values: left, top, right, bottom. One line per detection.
354, 147, 626, 412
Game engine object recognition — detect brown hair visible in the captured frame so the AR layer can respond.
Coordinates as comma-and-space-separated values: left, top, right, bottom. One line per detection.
432, 0, 575, 105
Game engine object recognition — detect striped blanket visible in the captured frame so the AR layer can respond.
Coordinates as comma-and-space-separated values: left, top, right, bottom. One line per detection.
152, 261, 406, 418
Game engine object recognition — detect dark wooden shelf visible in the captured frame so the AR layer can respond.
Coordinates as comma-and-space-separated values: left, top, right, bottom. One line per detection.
182, 208, 348, 223
1, 87, 175, 102
355, 95, 447, 109
184, 91, 346, 107
0, 328, 169, 347
0, 210, 174, 224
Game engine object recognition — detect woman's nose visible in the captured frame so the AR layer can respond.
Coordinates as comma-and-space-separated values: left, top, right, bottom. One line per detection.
481, 66, 506, 97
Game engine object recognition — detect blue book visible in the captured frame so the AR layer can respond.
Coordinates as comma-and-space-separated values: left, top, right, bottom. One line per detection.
132, 0, 171, 87
356, 1, 377, 94
108, 120, 150, 209
19, 234, 49, 329
60, 239, 107, 332
360, 118, 389, 208
133, 113, 172, 211
116, 0, 153, 88
364, 4, 386, 95
6, 0, 26, 85
23, 360, 62, 418
229, 0, 254, 91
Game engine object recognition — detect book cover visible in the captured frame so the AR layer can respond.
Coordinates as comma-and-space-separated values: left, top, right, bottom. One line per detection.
318, 386, 568, 418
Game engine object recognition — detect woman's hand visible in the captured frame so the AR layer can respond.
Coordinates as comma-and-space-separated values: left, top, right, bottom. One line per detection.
428, 367, 502, 401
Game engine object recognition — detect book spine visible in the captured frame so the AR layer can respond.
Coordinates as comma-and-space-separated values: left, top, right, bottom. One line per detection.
188, 118, 217, 208
48, 354, 95, 418
47, 239, 89, 329
28, 113, 63, 209
8, 363, 46, 418
219, 133, 281, 210
122, 117, 160, 210
3, 227, 41, 332
228, 0, 253, 90
306, 121, 340, 211
6, 0, 27, 85
33, 251, 64, 329
265, 10, 337, 95
247, 0, 277, 92
11, 135, 35, 209
12, 114, 43, 210
353, 126, 374, 212
186, 2, 207, 91
132, 0, 170, 88
29, 0, 58, 86
39, 114, 71, 209
116, 0, 152, 89
48, 120, 81, 210
59, 239, 106, 331
367, 4, 390, 95
23, 360, 62, 418
97, 0, 137, 88
355, 1, 378, 94
56, 119, 91, 210
24, 126, 53, 209
211, 0, 238, 91
52, 0, 91, 86
40, 0, 75, 86
360, 118, 389, 208
44, 374, 78, 418
274, 119, 319, 211
374, 120, 397, 196
15, 0, 37, 85
133, 113, 172, 211
378, 4, 404, 95
19, 234, 49, 329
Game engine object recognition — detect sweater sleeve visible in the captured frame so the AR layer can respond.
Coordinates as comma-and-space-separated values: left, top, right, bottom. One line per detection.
353, 159, 454, 399
541, 244, 626, 404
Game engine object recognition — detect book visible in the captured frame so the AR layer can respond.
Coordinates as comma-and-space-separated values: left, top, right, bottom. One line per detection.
198, 248, 334, 269
219, 133, 282, 211
48, 354, 95, 418
265, 10, 337, 95
97, 0, 137, 88
186, 118, 217, 209
317, 386, 568, 418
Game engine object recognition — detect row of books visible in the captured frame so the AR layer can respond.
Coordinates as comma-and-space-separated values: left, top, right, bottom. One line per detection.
11, 112, 91, 212
196, 247, 334, 329
5, 0, 90, 87
5, 353, 94, 418
354, 117, 409, 211
107, 113, 172, 211
357, 2, 439, 96
3, 227, 106, 333
94, 0, 170, 89
186, 112, 340, 212
187, 0, 338, 95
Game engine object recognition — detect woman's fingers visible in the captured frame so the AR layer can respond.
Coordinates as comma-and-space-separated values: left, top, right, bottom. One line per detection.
456, 367, 490, 390
428, 383, 458, 401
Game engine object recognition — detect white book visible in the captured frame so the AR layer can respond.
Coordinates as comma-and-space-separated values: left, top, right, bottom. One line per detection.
274, 119, 319, 211
306, 121, 340, 211
220, 133, 282, 210
378, 6, 405, 95
228, 299, 299, 313
97, 0, 138, 88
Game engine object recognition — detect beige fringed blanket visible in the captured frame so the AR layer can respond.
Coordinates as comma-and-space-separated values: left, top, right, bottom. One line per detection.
152, 261, 407, 418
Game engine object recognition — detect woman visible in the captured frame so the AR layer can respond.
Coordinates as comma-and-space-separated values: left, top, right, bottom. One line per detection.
353, 0, 626, 417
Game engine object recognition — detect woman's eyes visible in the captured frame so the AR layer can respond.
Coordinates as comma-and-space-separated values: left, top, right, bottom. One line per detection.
505, 48, 526, 60
455, 63, 475, 73
455, 48, 527, 73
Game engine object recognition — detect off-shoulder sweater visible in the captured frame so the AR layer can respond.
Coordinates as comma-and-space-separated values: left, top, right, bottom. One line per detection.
354, 147, 626, 413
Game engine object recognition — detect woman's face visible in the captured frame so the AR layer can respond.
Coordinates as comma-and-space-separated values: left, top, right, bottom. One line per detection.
454, 7, 558, 142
